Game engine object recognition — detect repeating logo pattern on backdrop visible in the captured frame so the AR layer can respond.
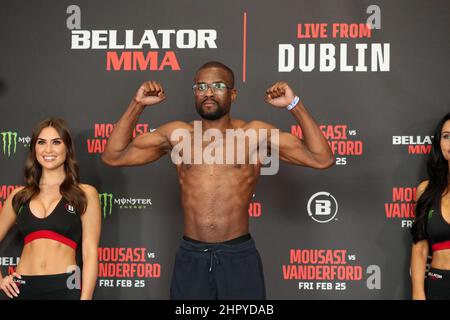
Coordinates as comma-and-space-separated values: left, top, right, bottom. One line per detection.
87, 123, 150, 154
98, 247, 161, 289
282, 248, 381, 292
1, 1, 446, 299
99, 192, 153, 219
0, 185, 22, 210
0, 256, 20, 277
307, 192, 338, 223
292, 125, 363, 166
67, 5, 219, 72
392, 136, 433, 155
0, 131, 30, 157
385, 186, 416, 228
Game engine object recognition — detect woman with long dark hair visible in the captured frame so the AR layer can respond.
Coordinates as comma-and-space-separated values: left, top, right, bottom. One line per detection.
0, 118, 101, 300
411, 112, 450, 300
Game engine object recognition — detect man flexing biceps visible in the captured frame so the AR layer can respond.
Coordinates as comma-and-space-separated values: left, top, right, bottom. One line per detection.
102, 61, 334, 299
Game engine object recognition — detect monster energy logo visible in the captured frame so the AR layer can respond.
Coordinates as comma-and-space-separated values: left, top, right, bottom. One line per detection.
99, 193, 114, 219
0, 131, 17, 157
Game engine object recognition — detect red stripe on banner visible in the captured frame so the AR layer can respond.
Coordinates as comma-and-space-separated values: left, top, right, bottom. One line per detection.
243, 12, 247, 83
24, 230, 77, 250
432, 240, 450, 252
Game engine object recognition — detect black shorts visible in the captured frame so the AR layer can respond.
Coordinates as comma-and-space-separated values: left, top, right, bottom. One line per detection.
425, 267, 450, 300
7, 272, 81, 300
170, 234, 266, 300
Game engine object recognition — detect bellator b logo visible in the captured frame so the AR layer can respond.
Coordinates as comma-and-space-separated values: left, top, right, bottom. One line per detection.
65, 204, 77, 215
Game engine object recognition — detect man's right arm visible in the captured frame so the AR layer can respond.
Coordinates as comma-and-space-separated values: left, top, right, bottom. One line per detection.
102, 81, 173, 167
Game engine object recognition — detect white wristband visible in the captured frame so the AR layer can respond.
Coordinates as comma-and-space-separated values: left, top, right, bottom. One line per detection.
286, 96, 300, 111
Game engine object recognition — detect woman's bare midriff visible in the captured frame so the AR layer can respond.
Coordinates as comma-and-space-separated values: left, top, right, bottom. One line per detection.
431, 250, 450, 270
16, 239, 77, 275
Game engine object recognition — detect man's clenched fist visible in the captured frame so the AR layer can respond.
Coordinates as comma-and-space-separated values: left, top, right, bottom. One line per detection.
134, 81, 166, 106
264, 82, 296, 108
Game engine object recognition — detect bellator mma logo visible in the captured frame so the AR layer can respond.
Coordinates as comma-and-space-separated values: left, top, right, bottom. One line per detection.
291, 124, 363, 166
392, 135, 433, 155
66, 5, 218, 71
0, 256, 20, 276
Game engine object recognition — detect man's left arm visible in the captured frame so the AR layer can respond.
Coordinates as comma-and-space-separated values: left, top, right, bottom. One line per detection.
257, 82, 334, 169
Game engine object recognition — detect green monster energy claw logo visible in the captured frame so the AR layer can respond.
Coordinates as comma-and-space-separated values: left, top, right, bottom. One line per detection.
0, 131, 17, 157
99, 193, 114, 219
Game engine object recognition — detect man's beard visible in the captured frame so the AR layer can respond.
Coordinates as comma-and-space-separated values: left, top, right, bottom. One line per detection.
196, 100, 229, 120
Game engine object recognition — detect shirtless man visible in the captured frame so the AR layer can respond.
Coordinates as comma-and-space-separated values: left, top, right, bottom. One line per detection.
102, 61, 334, 299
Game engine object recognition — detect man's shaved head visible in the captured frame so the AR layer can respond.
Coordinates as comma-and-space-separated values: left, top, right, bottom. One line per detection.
196, 61, 235, 87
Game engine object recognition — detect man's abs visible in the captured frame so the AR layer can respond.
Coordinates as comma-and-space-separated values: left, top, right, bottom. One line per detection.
178, 163, 259, 243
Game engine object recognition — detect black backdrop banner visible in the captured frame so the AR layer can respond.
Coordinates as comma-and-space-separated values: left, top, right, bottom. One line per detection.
1, 0, 449, 299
